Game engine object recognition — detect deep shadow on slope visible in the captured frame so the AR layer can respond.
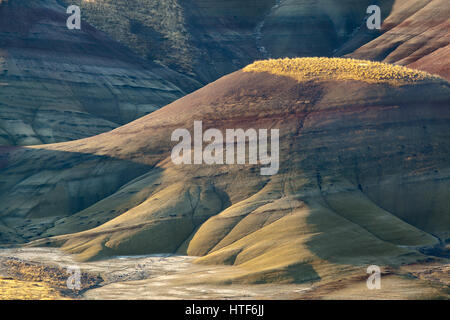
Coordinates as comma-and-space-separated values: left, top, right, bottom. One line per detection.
57, 0, 397, 84
0, 146, 154, 244
0, 0, 202, 146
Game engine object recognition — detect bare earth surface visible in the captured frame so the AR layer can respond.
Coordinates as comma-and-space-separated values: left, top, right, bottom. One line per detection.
0, 248, 448, 300
1, 58, 449, 287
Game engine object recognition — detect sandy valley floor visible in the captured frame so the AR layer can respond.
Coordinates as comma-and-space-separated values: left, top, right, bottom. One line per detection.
0, 248, 448, 300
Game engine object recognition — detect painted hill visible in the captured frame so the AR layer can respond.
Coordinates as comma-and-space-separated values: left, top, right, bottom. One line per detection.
59, 0, 390, 83
1, 58, 448, 284
59, 0, 449, 83
347, 0, 450, 80
1, 0, 448, 147
0, 0, 201, 146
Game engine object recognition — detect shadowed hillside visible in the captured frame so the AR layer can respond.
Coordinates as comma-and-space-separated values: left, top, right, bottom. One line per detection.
57, 0, 449, 82
59, 0, 396, 83
0, 0, 201, 146
1, 58, 448, 284
1, 0, 448, 147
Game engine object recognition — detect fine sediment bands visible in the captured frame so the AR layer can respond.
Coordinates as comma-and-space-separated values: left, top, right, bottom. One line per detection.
1, 58, 449, 284
0, 0, 201, 146
347, 0, 450, 80
1, 0, 448, 147
59, 0, 395, 83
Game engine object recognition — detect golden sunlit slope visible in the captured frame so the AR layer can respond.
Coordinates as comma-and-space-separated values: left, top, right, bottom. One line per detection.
0, 58, 449, 284
244, 57, 441, 85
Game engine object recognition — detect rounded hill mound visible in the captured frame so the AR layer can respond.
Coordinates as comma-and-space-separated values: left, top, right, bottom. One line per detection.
0, 58, 449, 284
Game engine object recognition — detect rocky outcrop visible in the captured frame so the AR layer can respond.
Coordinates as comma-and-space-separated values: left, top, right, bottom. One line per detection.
1, 58, 448, 283
0, 0, 201, 145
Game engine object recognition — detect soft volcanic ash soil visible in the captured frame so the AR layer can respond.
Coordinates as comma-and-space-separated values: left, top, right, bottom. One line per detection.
0, 248, 448, 300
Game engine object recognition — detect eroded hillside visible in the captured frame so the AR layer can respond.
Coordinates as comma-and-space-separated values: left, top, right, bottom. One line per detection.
347, 0, 450, 80
57, 0, 449, 82
58, 0, 395, 83
0, 0, 201, 145
1, 58, 448, 284
1, 0, 448, 146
